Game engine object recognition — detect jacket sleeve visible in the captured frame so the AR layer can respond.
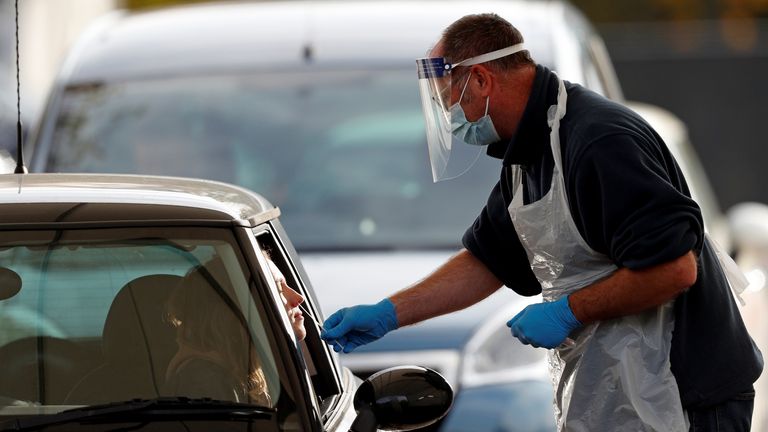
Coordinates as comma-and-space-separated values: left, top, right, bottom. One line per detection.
565, 132, 704, 269
463, 181, 541, 296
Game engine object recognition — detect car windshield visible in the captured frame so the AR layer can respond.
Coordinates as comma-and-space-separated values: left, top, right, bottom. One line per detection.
0, 226, 287, 418
45, 70, 503, 250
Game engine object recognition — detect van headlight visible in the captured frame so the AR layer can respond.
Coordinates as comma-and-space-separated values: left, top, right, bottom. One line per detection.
459, 298, 549, 388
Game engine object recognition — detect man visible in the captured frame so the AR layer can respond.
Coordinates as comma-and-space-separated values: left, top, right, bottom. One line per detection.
321, 13, 762, 431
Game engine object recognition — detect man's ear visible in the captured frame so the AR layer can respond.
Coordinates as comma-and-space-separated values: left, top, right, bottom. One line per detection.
470, 65, 494, 97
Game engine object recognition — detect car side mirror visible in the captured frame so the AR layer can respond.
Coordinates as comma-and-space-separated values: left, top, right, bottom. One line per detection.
349, 365, 453, 432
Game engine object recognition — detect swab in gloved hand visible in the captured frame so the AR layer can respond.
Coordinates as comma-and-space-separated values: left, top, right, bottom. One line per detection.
320, 299, 399, 353
298, 303, 344, 351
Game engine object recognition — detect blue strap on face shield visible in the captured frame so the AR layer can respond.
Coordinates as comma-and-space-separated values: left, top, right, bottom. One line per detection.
417, 43, 526, 79
417, 57, 452, 79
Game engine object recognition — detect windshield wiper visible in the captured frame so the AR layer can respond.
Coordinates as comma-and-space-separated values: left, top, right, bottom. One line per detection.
0, 397, 276, 431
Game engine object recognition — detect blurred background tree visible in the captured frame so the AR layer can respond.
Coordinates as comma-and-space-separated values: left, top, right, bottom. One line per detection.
121, 0, 768, 20
573, 0, 768, 21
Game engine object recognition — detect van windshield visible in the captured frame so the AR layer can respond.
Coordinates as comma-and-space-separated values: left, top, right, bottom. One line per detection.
45, 70, 502, 250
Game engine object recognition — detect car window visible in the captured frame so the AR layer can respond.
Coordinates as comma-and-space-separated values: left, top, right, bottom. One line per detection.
0, 226, 297, 423
254, 229, 344, 418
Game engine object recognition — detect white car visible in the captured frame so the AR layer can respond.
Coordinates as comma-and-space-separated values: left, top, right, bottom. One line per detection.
25, 1, 623, 429
24, 1, 768, 430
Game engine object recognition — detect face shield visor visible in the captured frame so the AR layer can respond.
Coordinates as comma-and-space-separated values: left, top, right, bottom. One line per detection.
416, 43, 526, 182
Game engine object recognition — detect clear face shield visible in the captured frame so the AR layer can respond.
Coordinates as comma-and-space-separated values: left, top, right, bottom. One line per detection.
416, 43, 526, 182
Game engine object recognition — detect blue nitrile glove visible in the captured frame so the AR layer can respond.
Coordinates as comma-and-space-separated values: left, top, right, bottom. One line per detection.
320, 299, 398, 353
506, 295, 581, 349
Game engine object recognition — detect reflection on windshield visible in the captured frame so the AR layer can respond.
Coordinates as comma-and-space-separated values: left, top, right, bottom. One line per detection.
48, 71, 502, 250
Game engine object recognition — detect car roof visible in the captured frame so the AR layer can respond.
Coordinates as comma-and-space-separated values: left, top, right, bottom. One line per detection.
60, 0, 569, 83
0, 173, 278, 226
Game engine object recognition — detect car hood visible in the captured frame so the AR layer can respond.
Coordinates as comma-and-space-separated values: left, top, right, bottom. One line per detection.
300, 250, 537, 352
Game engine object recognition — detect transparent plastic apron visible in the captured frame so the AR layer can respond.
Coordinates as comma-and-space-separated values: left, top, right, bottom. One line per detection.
507, 77, 688, 431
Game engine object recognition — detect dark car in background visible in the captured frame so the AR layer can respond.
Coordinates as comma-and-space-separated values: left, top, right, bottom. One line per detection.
24, 1, 768, 430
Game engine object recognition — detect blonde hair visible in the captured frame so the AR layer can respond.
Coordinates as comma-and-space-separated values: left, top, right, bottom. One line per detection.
166, 263, 271, 406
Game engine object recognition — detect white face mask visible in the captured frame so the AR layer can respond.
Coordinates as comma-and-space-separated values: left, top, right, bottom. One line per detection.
449, 75, 500, 146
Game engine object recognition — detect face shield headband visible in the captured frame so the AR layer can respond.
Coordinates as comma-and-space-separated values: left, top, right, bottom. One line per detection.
416, 43, 526, 182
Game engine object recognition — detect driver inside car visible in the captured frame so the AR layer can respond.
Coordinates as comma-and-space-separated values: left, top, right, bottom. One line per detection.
163, 263, 272, 406
163, 253, 307, 406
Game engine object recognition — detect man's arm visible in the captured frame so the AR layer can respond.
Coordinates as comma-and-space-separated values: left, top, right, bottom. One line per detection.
321, 248, 503, 352
390, 248, 504, 327
569, 250, 697, 324
508, 250, 697, 348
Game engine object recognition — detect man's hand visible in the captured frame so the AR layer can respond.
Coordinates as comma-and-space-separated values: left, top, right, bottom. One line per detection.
506, 296, 581, 348
321, 299, 398, 353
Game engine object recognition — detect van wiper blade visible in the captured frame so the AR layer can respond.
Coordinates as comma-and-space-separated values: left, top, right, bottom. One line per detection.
0, 397, 276, 431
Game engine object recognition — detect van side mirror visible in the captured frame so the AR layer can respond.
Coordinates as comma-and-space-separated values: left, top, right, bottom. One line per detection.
350, 365, 453, 432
